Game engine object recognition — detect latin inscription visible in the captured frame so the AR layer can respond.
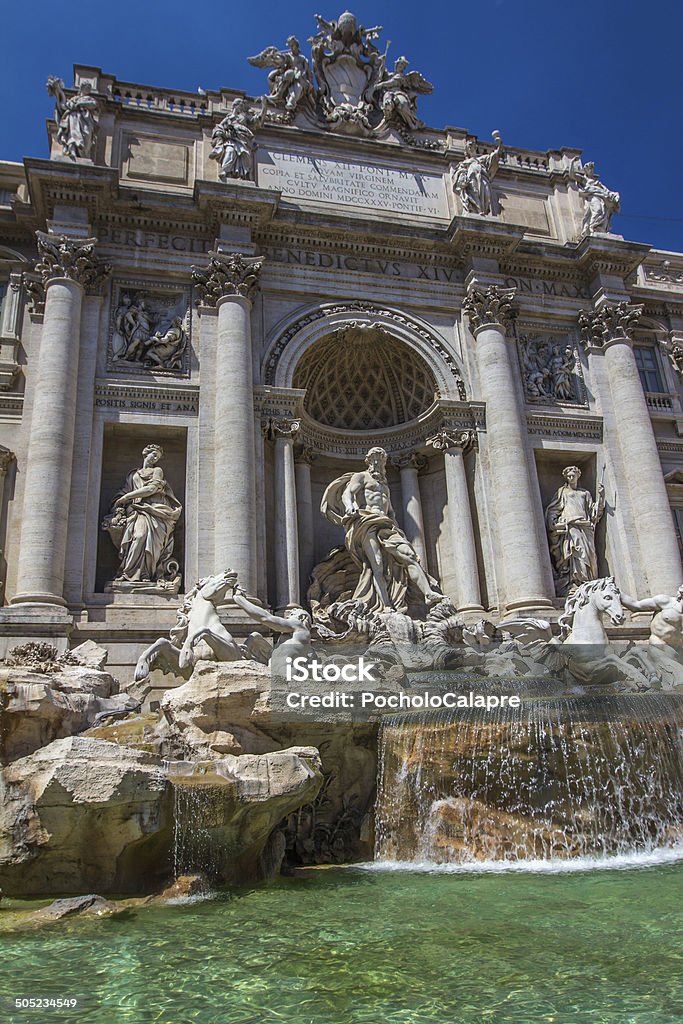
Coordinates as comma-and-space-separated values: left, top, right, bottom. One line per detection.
258, 150, 448, 219
98, 227, 211, 254
504, 276, 590, 299
263, 246, 460, 282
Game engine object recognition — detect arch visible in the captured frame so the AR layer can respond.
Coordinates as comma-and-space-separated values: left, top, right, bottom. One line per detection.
0, 247, 29, 264
262, 300, 467, 401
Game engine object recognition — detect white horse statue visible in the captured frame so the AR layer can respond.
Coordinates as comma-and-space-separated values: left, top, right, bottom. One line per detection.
555, 577, 655, 688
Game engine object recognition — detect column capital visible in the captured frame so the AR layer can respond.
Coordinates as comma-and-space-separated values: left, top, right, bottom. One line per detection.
263, 416, 301, 442
391, 452, 428, 472
463, 283, 516, 335
33, 231, 110, 292
294, 443, 317, 465
192, 250, 264, 307
426, 429, 476, 453
577, 301, 643, 351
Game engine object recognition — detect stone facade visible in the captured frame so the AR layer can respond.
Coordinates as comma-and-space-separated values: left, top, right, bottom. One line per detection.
0, 11, 682, 674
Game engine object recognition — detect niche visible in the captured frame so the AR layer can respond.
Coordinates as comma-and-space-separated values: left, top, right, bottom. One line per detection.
96, 423, 187, 594
534, 451, 608, 596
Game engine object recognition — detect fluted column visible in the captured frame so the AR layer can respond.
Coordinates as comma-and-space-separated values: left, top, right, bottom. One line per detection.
463, 283, 553, 611
579, 302, 682, 594
294, 445, 316, 600
270, 418, 300, 611
192, 251, 263, 596
393, 453, 428, 567
13, 233, 109, 606
427, 430, 483, 612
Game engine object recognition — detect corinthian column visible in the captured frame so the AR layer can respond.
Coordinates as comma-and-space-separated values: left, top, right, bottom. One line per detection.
12, 233, 109, 606
579, 302, 682, 594
427, 429, 483, 613
463, 284, 552, 612
294, 445, 316, 600
192, 251, 263, 596
392, 453, 428, 567
270, 418, 301, 611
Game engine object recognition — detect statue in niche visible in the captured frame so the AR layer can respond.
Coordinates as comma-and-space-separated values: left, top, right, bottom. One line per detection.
570, 159, 620, 235
102, 444, 182, 594
452, 132, 503, 216
46, 77, 99, 161
210, 98, 264, 181
545, 465, 605, 596
321, 446, 443, 614
375, 56, 433, 132
112, 293, 188, 371
520, 336, 577, 402
248, 36, 315, 118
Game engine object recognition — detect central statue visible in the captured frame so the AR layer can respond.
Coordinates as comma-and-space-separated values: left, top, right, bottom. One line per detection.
321, 446, 443, 613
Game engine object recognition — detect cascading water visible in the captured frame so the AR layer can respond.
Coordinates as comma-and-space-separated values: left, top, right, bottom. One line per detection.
172, 780, 233, 880
375, 694, 683, 864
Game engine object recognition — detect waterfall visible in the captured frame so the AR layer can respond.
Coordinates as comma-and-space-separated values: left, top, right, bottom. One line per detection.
172, 781, 233, 880
375, 694, 683, 864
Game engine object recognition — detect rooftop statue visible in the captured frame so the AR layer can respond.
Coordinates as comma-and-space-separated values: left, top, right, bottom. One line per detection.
375, 56, 433, 132
321, 446, 443, 614
46, 77, 99, 161
570, 159, 620, 235
545, 465, 605, 596
309, 10, 384, 130
210, 97, 264, 181
248, 36, 315, 120
452, 132, 503, 216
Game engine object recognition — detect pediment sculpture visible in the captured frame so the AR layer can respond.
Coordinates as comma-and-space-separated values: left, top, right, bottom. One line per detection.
247, 11, 433, 140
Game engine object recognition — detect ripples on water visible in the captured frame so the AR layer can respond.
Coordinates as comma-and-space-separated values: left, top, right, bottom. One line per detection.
1, 859, 682, 1024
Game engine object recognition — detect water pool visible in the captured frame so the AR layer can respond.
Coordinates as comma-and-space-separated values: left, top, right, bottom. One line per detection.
1, 855, 682, 1024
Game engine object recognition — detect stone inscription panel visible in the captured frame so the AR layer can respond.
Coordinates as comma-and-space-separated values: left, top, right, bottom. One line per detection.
258, 149, 448, 219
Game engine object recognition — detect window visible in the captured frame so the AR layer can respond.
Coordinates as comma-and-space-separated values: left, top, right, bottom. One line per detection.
634, 345, 666, 393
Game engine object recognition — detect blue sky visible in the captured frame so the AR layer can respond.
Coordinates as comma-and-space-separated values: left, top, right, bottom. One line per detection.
1, 0, 681, 251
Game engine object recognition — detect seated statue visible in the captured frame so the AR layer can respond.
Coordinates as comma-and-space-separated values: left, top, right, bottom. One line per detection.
320, 446, 443, 615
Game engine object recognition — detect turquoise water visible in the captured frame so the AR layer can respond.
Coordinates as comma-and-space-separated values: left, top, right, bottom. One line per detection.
2, 856, 683, 1024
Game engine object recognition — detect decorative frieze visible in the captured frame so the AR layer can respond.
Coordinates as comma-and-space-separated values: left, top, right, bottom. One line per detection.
577, 302, 643, 350
191, 251, 264, 306
463, 284, 516, 334
33, 232, 110, 291
94, 380, 199, 415
526, 411, 603, 441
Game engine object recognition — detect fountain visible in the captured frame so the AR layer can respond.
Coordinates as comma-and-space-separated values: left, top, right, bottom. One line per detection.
375, 694, 683, 864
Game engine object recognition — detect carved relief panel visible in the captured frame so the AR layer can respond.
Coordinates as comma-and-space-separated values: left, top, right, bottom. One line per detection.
518, 331, 585, 406
108, 281, 191, 376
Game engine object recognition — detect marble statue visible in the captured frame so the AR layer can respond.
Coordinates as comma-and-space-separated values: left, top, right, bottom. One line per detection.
375, 56, 432, 132
570, 159, 620, 235
210, 98, 263, 181
622, 586, 683, 650
248, 36, 315, 117
46, 77, 99, 161
134, 568, 311, 681
520, 336, 576, 402
309, 10, 384, 129
102, 444, 182, 593
112, 293, 188, 371
545, 466, 605, 594
452, 133, 503, 216
321, 446, 443, 613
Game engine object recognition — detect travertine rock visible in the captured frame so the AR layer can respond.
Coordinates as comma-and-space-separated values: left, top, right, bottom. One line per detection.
0, 736, 173, 896
0, 666, 135, 764
157, 660, 276, 757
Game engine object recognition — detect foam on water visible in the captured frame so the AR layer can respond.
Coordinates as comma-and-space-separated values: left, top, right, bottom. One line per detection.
362, 842, 683, 874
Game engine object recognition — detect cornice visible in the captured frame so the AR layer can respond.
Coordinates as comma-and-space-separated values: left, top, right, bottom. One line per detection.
448, 218, 525, 261
193, 179, 280, 232
22, 159, 120, 229
572, 233, 651, 279
526, 411, 603, 441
